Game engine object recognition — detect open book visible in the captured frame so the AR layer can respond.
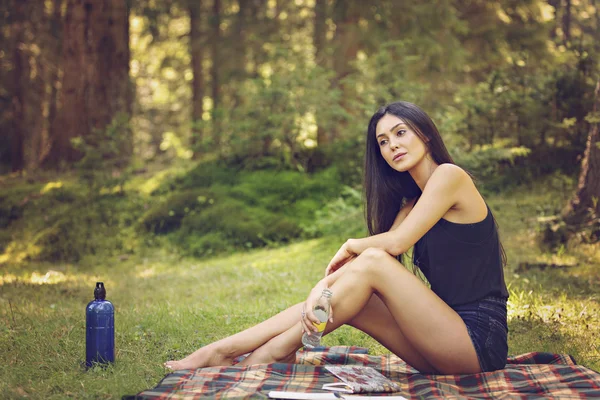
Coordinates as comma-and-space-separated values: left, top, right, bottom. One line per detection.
322, 365, 402, 394
268, 392, 407, 400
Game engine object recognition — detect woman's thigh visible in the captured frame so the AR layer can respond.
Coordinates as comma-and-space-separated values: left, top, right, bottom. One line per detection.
348, 293, 437, 373
333, 248, 480, 374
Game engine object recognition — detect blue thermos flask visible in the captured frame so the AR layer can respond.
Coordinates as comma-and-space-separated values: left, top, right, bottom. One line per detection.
86, 282, 115, 368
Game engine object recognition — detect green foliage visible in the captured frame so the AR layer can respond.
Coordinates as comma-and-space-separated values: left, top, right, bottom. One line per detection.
140, 189, 217, 234
151, 161, 240, 195
303, 186, 365, 238
72, 114, 132, 194
0, 193, 26, 229
455, 145, 532, 192
450, 61, 595, 151
141, 164, 350, 257
200, 45, 345, 171
30, 195, 144, 262
230, 168, 343, 220
178, 198, 302, 256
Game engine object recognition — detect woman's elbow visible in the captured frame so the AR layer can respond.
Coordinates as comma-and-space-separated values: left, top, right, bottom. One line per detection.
388, 243, 406, 257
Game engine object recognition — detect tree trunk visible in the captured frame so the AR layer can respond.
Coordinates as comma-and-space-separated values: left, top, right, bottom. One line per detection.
314, 0, 328, 147
50, 0, 131, 165
330, 0, 360, 143
43, 0, 64, 165
10, 0, 27, 172
561, 79, 600, 230
27, 1, 50, 170
231, 0, 248, 107
211, 0, 221, 145
189, 0, 204, 152
563, 0, 571, 44
547, 0, 560, 40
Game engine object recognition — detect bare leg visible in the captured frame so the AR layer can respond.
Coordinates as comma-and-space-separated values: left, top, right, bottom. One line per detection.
242, 248, 480, 374
165, 302, 305, 370
165, 258, 359, 370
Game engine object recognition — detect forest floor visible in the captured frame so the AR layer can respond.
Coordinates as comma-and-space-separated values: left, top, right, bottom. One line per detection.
1, 179, 599, 399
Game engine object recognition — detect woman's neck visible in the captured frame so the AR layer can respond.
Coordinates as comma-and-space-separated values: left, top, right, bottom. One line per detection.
409, 156, 439, 192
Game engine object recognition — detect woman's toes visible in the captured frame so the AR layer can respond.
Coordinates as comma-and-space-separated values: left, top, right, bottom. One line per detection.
164, 361, 177, 370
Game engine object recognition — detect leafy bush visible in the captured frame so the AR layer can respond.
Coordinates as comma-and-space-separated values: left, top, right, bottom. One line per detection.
185, 232, 232, 257
0, 185, 41, 228
72, 113, 132, 194
140, 189, 218, 234
230, 167, 344, 220
201, 44, 345, 171
0, 195, 25, 229
30, 195, 144, 262
303, 186, 365, 238
153, 161, 240, 195
178, 198, 302, 253
455, 146, 531, 192
0, 229, 12, 253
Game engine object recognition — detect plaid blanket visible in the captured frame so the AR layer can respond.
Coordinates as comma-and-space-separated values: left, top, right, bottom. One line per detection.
126, 347, 600, 399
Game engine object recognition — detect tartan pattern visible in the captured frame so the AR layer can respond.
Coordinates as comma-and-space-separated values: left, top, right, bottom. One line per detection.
126, 347, 600, 399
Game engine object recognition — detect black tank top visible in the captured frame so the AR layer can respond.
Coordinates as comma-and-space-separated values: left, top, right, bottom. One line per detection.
412, 205, 509, 306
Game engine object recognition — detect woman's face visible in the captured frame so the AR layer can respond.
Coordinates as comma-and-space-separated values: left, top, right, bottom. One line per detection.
375, 113, 429, 172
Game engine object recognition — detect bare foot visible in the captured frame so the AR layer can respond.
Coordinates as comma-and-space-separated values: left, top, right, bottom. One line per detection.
164, 344, 234, 371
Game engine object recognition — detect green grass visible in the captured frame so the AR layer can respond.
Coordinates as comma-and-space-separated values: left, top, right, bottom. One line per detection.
1, 177, 599, 398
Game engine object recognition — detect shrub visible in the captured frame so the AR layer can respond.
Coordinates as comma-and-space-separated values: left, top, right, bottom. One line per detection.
152, 161, 240, 195
140, 189, 217, 234
178, 198, 302, 251
454, 146, 531, 193
303, 186, 365, 238
0, 196, 24, 228
230, 168, 344, 219
185, 232, 232, 257
0, 230, 12, 253
30, 195, 144, 262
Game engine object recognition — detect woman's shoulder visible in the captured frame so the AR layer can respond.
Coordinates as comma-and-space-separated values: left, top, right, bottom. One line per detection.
427, 163, 472, 190
434, 163, 470, 178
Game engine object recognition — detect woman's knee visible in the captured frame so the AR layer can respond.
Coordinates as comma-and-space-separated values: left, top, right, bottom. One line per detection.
351, 247, 399, 274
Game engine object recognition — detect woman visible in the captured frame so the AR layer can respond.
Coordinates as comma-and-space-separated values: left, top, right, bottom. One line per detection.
165, 101, 509, 374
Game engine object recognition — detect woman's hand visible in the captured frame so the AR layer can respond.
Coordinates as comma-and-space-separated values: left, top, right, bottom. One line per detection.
324, 240, 356, 277
300, 280, 333, 335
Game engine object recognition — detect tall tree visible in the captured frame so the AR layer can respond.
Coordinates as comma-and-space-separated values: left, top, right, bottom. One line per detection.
189, 0, 204, 151
328, 0, 361, 143
563, 0, 572, 44
9, 0, 27, 172
314, 0, 328, 147
44, 0, 64, 165
231, 0, 249, 108
48, 0, 131, 165
561, 79, 600, 236
211, 0, 221, 144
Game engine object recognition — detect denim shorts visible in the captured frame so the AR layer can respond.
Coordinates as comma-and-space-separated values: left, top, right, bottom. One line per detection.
452, 296, 508, 372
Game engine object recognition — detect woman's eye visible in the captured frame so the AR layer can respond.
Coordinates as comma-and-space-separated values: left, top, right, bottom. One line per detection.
379, 140, 387, 146
397, 130, 406, 136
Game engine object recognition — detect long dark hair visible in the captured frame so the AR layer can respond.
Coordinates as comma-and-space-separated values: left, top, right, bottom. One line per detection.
363, 101, 507, 266
364, 101, 455, 235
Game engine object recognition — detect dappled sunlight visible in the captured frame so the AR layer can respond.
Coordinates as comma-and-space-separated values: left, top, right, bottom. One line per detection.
508, 283, 600, 362
136, 267, 157, 279
0, 243, 39, 265
533, 252, 579, 266
40, 181, 64, 194
29, 270, 67, 285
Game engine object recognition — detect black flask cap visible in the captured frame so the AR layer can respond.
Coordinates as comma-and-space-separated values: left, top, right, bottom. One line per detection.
94, 282, 106, 300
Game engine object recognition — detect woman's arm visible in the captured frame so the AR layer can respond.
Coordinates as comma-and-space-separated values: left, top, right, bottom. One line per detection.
389, 197, 417, 231
350, 164, 467, 255
327, 165, 469, 273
